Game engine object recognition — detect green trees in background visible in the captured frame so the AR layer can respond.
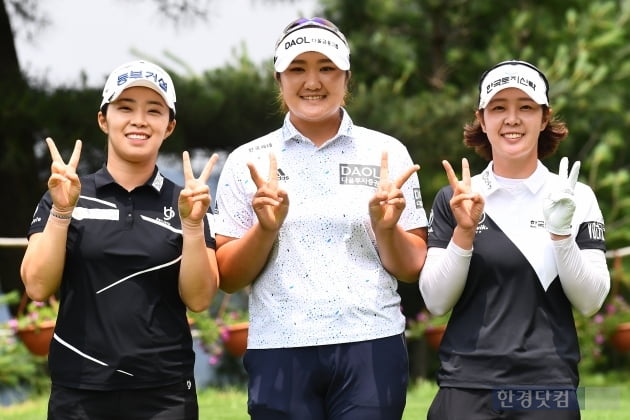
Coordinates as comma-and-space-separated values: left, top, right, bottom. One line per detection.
1, 0, 629, 267
322, 0, 629, 251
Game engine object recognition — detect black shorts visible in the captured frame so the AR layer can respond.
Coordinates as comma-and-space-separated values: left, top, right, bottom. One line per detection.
428, 387, 581, 420
244, 334, 409, 420
48, 378, 198, 420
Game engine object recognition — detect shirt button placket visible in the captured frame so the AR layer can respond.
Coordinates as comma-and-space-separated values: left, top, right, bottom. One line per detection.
126, 195, 133, 227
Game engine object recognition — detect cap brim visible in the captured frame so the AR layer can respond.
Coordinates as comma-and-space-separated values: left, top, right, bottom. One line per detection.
100, 60, 177, 114
478, 84, 548, 109
274, 46, 350, 72
274, 27, 350, 72
478, 62, 549, 109
101, 80, 175, 112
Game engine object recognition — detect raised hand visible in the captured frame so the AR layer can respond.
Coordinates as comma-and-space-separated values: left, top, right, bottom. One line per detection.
247, 152, 289, 232
369, 151, 419, 230
543, 157, 580, 236
178, 151, 219, 227
46, 137, 82, 213
442, 158, 484, 231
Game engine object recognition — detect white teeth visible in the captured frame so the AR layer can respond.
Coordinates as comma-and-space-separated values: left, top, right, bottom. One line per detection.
303, 96, 324, 100
127, 134, 148, 140
504, 133, 522, 139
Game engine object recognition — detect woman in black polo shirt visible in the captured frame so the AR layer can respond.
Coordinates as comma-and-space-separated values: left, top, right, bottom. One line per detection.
20, 60, 219, 420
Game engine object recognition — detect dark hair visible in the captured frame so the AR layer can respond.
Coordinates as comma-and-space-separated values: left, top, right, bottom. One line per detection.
99, 104, 176, 122
463, 106, 568, 161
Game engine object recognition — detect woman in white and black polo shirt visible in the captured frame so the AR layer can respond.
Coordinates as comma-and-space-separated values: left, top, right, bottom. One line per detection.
420, 60, 610, 420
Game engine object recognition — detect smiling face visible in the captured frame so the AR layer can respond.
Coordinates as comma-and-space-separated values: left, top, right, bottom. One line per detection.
277, 51, 349, 137
97, 86, 176, 167
478, 87, 550, 177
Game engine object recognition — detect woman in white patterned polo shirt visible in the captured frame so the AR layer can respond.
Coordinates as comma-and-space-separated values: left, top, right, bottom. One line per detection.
214, 17, 429, 420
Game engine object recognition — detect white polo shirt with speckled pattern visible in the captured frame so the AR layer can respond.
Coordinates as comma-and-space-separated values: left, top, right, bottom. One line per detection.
215, 109, 428, 348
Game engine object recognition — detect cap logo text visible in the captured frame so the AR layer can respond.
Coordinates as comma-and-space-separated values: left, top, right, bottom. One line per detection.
485, 74, 537, 95
116, 70, 169, 94
284, 36, 340, 51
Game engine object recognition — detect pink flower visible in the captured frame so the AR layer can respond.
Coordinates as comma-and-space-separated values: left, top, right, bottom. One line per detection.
594, 314, 604, 324
219, 328, 230, 341
7, 319, 18, 331
416, 312, 428, 322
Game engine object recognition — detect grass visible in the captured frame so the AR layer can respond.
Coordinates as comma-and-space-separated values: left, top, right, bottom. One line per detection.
2, 376, 628, 419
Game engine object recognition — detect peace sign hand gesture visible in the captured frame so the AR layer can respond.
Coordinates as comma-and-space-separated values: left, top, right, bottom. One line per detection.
178, 151, 219, 228
442, 158, 484, 231
247, 152, 289, 232
46, 137, 82, 213
543, 157, 580, 236
369, 151, 419, 230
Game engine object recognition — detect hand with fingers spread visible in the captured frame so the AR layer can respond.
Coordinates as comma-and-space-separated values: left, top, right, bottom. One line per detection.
247, 152, 289, 232
369, 151, 419, 230
543, 157, 580, 236
178, 151, 219, 228
46, 137, 82, 214
442, 158, 484, 232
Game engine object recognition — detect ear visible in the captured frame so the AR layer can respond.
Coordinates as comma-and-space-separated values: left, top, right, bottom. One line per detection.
274, 72, 284, 93
476, 110, 487, 133
339, 71, 352, 107
163, 119, 177, 140
97, 111, 108, 134
541, 108, 552, 131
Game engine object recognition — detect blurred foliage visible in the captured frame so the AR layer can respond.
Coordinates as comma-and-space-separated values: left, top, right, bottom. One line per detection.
4, 0, 628, 251
187, 289, 249, 367
406, 309, 450, 340
0, 294, 49, 394
0, 330, 48, 391
318, 0, 630, 250
171, 56, 283, 154
0, 290, 58, 331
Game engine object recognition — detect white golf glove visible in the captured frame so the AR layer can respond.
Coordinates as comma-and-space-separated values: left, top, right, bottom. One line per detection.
543, 157, 580, 236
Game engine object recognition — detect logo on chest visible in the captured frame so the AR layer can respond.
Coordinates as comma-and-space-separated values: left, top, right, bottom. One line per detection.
476, 212, 489, 233
164, 206, 175, 221
339, 164, 380, 187
277, 168, 289, 181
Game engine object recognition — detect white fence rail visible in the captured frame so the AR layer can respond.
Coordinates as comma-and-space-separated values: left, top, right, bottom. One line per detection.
0, 238, 28, 247
1, 237, 629, 259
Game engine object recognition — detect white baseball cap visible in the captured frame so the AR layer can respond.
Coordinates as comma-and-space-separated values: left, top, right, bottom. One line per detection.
478, 60, 549, 109
274, 17, 350, 73
100, 60, 177, 115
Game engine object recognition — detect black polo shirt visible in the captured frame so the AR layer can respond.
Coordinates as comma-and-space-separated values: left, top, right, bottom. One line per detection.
27, 166, 215, 390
